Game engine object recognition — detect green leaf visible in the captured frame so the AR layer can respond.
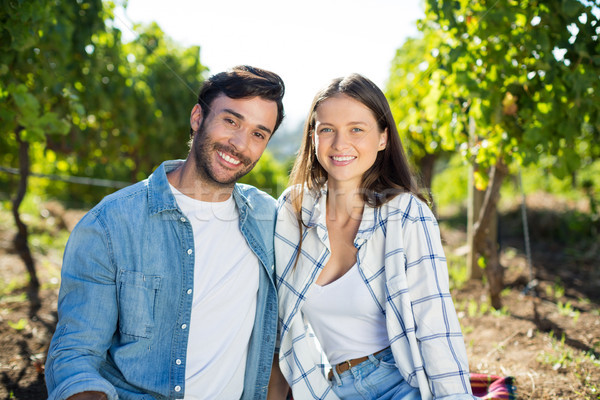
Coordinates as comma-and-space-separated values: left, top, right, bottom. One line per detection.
39, 112, 70, 135
21, 127, 46, 143
8, 319, 28, 331
12, 86, 40, 117
537, 102, 551, 114
473, 169, 489, 191
561, 0, 583, 17
477, 256, 487, 269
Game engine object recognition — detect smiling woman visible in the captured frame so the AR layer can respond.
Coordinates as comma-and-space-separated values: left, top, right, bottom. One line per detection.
269, 74, 476, 400
313, 94, 388, 193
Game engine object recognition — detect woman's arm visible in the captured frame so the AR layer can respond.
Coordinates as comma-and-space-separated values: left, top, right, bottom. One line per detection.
267, 355, 290, 400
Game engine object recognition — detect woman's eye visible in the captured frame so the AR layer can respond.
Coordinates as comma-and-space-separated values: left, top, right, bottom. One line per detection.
351, 127, 363, 133
319, 128, 333, 133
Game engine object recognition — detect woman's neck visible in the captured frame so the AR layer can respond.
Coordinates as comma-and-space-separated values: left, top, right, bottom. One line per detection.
326, 183, 365, 225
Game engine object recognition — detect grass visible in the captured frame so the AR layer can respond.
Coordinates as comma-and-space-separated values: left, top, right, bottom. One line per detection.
546, 278, 566, 299
537, 331, 600, 398
454, 297, 511, 318
557, 301, 581, 323
1, 196, 68, 301
447, 252, 469, 291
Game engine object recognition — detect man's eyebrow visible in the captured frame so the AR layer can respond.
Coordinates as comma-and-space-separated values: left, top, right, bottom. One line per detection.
223, 108, 273, 136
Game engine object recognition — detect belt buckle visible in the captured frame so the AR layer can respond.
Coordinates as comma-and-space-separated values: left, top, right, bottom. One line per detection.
345, 359, 352, 370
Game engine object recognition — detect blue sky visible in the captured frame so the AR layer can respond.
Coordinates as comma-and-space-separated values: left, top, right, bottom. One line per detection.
114, 1, 424, 126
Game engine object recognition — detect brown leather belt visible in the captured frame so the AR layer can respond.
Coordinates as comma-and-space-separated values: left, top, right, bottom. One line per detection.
327, 347, 390, 380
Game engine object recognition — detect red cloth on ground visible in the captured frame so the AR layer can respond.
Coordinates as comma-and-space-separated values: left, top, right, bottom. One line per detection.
469, 373, 517, 399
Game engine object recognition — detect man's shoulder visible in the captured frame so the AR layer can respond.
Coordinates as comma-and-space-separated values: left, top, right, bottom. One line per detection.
92, 180, 149, 212
83, 180, 150, 227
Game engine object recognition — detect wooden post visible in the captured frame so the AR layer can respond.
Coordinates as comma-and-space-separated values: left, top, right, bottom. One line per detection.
467, 167, 484, 280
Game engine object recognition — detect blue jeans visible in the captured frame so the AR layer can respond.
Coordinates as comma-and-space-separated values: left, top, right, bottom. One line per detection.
330, 348, 421, 400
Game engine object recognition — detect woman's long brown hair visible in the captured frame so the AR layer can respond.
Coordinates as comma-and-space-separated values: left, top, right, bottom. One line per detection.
287, 74, 426, 267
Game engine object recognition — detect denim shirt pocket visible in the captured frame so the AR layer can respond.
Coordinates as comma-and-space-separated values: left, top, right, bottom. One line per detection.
117, 270, 162, 339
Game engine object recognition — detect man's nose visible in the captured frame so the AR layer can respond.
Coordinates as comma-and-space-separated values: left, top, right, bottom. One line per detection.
228, 129, 250, 151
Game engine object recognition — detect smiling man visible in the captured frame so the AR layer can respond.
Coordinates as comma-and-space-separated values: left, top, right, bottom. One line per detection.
45, 66, 285, 400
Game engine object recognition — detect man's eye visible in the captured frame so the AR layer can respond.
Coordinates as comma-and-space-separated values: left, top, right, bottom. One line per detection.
351, 127, 363, 133
224, 118, 236, 126
253, 131, 266, 140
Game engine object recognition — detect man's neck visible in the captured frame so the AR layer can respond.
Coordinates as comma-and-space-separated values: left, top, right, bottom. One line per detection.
167, 159, 234, 202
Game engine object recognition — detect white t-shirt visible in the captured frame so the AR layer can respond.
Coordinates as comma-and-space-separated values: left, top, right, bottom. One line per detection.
302, 264, 389, 366
170, 185, 259, 400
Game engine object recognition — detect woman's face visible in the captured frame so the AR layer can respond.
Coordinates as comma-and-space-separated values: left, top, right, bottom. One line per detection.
313, 94, 387, 190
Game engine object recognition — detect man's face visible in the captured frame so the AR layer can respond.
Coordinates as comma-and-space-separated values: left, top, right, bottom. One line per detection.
190, 94, 278, 189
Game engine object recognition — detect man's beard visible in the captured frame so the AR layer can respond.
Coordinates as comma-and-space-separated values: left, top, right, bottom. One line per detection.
192, 121, 259, 188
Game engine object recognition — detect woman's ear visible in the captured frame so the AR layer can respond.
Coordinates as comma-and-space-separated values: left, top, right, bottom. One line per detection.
379, 128, 388, 150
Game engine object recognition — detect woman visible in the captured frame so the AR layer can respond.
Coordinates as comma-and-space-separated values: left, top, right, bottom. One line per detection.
268, 74, 475, 400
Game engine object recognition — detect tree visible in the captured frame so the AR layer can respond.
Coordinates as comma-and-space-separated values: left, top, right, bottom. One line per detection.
0, 0, 104, 304
387, 30, 449, 195
420, 0, 600, 308
240, 150, 289, 198
1, 1, 209, 301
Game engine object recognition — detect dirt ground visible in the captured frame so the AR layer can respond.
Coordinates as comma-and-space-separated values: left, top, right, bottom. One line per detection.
0, 198, 598, 399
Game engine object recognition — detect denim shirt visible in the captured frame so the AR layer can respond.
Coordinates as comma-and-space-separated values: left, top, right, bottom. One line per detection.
45, 160, 278, 400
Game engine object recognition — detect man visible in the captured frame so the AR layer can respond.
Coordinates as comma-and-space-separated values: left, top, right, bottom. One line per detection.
45, 66, 285, 400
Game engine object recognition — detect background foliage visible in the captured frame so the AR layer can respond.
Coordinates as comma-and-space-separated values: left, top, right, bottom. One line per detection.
1, 0, 599, 306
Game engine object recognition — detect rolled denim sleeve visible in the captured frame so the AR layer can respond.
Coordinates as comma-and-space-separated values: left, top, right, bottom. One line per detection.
45, 211, 120, 400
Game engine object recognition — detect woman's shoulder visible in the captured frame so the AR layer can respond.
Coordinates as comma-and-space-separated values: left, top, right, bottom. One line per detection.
277, 184, 321, 208
380, 191, 434, 219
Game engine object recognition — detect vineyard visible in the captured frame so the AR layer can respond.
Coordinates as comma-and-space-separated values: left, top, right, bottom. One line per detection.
1, 0, 600, 398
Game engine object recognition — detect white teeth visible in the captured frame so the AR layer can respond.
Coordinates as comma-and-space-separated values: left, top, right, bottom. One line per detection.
332, 156, 355, 162
218, 151, 241, 165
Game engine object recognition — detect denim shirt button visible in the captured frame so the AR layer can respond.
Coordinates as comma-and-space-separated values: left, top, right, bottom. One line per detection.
181, 324, 187, 330
174, 385, 181, 392
186, 289, 192, 295
176, 358, 182, 365
187, 249, 193, 255
180, 217, 186, 223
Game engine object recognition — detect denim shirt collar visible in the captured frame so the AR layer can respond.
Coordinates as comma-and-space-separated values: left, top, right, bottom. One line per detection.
147, 160, 182, 215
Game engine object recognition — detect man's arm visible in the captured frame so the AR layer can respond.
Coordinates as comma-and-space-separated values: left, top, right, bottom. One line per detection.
45, 212, 120, 400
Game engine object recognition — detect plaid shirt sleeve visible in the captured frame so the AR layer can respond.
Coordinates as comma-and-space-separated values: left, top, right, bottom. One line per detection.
384, 195, 473, 399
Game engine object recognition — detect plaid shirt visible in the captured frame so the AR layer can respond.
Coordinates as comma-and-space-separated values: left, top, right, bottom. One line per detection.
275, 186, 474, 400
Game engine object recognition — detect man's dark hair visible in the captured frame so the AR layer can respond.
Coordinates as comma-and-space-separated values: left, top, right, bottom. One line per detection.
193, 65, 285, 137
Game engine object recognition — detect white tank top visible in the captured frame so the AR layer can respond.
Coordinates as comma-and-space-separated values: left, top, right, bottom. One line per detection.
302, 264, 389, 365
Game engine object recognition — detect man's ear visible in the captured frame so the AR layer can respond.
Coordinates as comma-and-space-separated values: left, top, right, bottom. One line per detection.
190, 104, 203, 134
